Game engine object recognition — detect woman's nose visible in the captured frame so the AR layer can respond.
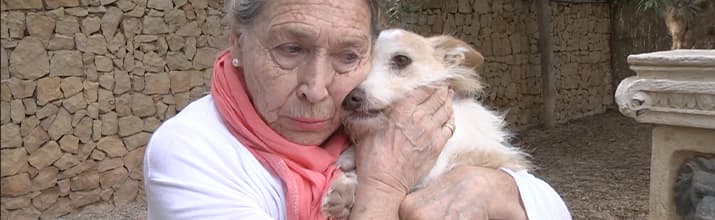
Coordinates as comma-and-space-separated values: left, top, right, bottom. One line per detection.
297, 53, 332, 103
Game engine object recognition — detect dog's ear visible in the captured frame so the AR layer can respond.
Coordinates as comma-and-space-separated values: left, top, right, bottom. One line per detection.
428, 35, 485, 69
428, 35, 485, 98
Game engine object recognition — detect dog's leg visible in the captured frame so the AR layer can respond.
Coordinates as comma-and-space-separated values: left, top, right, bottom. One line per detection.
321, 147, 357, 219
335, 147, 356, 171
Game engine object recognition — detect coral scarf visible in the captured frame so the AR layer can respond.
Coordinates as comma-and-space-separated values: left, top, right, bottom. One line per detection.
211, 50, 350, 220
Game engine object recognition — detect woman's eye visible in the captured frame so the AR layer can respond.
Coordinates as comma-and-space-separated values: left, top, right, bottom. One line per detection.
277, 44, 303, 55
341, 52, 359, 64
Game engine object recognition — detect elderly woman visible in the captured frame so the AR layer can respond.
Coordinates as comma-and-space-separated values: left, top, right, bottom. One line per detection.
144, 0, 571, 219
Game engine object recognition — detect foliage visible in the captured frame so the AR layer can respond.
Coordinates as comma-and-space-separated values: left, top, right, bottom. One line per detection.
380, 0, 421, 24
615, 0, 704, 18
380, 0, 404, 24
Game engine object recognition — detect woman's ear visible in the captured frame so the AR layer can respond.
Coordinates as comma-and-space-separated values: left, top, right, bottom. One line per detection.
428, 35, 484, 70
229, 31, 243, 64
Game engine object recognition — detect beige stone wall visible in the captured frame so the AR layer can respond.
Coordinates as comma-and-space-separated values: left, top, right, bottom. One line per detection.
393, 0, 613, 128
1, 0, 226, 218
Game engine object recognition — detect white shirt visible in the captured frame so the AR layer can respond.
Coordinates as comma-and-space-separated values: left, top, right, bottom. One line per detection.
144, 96, 572, 220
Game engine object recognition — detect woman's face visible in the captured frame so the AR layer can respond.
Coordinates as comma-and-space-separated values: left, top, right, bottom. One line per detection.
232, 0, 372, 145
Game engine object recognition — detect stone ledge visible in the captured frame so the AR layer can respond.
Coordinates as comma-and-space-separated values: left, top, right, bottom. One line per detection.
616, 50, 715, 130
628, 49, 715, 67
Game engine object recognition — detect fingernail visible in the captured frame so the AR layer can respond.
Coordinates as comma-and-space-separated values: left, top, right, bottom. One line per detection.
448, 89, 455, 97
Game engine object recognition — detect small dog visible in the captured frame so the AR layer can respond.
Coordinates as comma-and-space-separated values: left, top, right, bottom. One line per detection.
664, 0, 715, 49
321, 29, 532, 218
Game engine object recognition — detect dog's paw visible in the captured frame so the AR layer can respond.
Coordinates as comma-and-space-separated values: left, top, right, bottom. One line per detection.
321, 171, 357, 219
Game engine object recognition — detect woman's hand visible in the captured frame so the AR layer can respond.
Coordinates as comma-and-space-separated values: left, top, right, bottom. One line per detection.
350, 86, 455, 219
399, 166, 528, 220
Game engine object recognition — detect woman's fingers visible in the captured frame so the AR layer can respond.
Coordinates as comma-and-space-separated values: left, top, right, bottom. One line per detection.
420, 87, 449, 116
392, 87, 435, 116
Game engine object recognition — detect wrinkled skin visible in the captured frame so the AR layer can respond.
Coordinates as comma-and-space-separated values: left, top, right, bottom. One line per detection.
230, 0, 373, 145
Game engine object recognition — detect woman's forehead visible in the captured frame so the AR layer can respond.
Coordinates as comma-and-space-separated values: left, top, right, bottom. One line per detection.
254, 0, 372, 44
261, 0, 370, 30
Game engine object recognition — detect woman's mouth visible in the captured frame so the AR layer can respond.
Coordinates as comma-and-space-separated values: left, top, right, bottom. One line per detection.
288, 117, 330, 131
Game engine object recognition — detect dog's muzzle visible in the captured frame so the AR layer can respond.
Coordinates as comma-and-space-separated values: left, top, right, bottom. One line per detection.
342, 88, 366, 111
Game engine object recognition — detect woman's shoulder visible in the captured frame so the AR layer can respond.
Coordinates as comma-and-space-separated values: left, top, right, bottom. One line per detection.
154, 95, 221, 133
146, 95, 241, 163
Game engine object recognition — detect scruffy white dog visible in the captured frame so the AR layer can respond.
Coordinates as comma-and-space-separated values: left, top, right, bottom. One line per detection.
321, 29, 532, 218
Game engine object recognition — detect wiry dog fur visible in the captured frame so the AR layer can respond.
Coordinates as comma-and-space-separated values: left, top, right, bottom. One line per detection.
321, 29, 532, 219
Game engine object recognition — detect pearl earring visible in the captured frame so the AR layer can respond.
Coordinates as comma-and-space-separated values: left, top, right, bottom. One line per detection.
231, 58, 240, 67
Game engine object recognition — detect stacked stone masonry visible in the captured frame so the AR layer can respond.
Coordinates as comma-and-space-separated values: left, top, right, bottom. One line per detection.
394, 0, 613, 128
0, 0, 227, 219
1, 0, 615, 218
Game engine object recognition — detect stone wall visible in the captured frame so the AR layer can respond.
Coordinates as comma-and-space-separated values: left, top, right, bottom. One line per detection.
0, 0, 226, 218
392, 0, 613, 128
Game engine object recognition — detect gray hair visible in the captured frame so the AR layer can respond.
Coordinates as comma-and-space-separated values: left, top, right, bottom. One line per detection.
228, 0, 381, 37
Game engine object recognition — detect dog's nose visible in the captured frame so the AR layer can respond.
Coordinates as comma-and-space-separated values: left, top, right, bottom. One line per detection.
342, 88, 366, 111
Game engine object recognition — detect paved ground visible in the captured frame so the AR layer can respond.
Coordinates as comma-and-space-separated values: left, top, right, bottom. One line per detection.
58, 110, 651, 220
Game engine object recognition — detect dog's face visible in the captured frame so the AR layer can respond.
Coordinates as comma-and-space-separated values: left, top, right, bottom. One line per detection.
341, 29, 484, 133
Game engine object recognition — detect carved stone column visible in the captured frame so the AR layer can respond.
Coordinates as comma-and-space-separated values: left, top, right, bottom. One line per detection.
615, 49, 715, 220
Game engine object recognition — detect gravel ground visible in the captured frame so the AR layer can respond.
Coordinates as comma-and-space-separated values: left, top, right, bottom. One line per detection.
520, 110, 652, 220
57, 110, 651, 220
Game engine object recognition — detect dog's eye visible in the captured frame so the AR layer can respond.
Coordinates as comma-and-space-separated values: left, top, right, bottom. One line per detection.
391, 55, 411, 69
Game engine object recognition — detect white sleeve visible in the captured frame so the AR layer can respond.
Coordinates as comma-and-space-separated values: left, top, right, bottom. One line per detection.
500, 168, 573, 220
144, 124, 276, 220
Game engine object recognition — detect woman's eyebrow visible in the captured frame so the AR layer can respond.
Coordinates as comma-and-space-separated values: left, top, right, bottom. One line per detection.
267, 23, 319, 42
334, 34, 370, 50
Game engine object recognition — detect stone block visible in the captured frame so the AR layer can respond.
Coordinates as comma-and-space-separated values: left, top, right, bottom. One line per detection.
48, 108, 72, 140
70, 172, 99, 191
10, 37, 49, 80
56, 17, 80, 36
53, 154, 79, 171
1, 173, 31, 196
117, 115, 143, 137
37, 77, 63, 105
27, 141, 62, 170
31, 167, 58, 191
69, 188, 101, 208
115, 93, 132, 117
97, 158, 123, 172
3, 0, 43, 9
1, 123, 22, 149
7, 207, 41, 220
97, 136, 127, 158
123, 132, 150, 150
99, 167, 127, 188
46, 0, 81, 8
50, 50, 83, 77
1, 148, 27, 177
2, 196, 31, 209
26, 13, 55, 44
113, 179, 138, 207
23, 127, 50, 154
101, 7, 123, 42
40, 197, 71, 220
32, 189, 58, 211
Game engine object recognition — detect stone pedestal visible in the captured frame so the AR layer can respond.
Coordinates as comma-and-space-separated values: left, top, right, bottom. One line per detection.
615, 49, 715, 220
